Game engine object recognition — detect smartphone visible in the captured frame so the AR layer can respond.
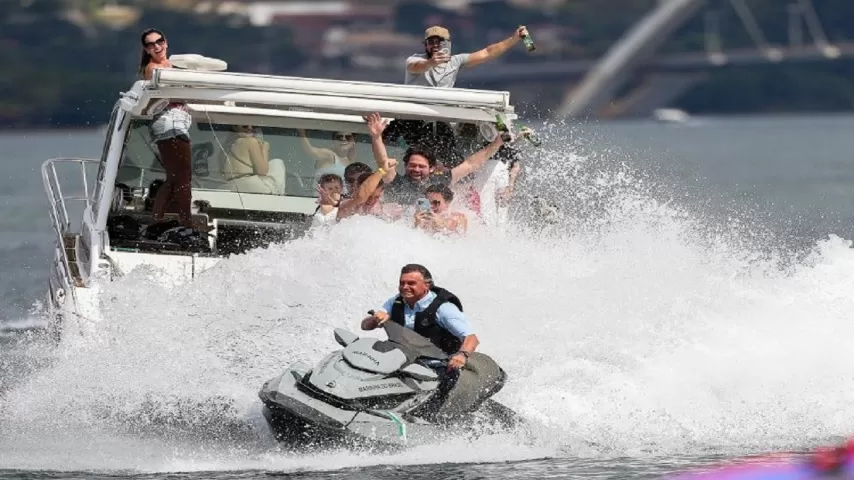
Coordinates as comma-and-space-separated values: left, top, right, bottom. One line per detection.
439, 40, 451, 56
416, 198, 431, 213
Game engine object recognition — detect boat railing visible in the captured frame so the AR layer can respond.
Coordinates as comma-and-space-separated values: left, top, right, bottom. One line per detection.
41, 157, 100, 302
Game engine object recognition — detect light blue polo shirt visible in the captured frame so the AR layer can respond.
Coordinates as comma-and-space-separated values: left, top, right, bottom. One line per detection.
378, 290, 474, 339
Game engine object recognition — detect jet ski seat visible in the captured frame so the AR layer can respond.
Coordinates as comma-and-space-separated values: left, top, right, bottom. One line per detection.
413, 351, 507, 423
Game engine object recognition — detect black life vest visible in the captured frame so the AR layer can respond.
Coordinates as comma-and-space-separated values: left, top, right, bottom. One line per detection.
390, 286, 465, 355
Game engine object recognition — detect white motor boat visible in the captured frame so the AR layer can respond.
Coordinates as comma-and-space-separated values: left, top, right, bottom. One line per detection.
41, 60, 520, 338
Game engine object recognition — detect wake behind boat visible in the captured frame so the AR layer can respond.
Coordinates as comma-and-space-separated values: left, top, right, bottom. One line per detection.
41, 59, 522, 339
258, 321, 519, 450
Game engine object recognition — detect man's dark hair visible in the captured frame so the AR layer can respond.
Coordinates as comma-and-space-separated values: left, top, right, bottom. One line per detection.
344, 162, 372, 180
403, 147, 437, 167
401, 264, 433, 286
425, 183, 454, 202
344, 162, 373, 181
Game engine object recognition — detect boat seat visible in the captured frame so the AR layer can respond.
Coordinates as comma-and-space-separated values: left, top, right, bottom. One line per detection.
153, 212, 216, 252
108, 211, 216, 251
131, 211, 211, 234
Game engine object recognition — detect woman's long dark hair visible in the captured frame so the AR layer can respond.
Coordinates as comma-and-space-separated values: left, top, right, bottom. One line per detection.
138, 28, 165, 78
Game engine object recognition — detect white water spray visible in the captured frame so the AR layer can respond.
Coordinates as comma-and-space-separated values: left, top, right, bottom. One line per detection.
2, 134, 854, 472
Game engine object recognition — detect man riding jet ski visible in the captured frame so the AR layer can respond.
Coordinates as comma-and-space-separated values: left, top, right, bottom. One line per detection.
258, 264, 516, 450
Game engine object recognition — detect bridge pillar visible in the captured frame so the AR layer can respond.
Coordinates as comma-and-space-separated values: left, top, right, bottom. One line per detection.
556, 0, 706, 119
600, 72, 709, 118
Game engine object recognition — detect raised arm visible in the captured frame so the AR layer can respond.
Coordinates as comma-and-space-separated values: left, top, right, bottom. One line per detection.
450, 136, 504, 184
499, 160, 522, 202
466, 26, 527, 68
297, 129, 334, 167
406, 55, 441, 74
364, 113, 397, 183
335, 164, 393, 220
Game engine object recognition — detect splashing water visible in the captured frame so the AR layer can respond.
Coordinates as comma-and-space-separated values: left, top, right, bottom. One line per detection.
2, 127, 854, 472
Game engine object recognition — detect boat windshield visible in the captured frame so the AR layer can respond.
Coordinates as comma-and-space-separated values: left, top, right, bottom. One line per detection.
116, 118, 407, 211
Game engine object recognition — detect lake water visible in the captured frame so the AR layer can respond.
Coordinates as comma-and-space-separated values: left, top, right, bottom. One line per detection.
1, 114, 853, 479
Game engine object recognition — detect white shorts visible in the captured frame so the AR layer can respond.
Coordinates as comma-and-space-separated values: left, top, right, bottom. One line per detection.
150, 105, 192, 143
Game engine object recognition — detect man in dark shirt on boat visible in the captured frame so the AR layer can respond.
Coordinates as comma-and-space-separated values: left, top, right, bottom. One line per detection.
369, 116, 507, 205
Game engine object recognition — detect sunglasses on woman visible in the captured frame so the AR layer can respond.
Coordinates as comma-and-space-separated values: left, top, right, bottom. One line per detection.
144, 37, 166, 48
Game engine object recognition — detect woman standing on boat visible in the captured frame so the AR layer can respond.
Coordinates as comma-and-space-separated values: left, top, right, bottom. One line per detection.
138, 28, 194, 229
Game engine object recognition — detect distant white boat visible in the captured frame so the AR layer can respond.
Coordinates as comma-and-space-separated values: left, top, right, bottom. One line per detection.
652, 108, 691, 124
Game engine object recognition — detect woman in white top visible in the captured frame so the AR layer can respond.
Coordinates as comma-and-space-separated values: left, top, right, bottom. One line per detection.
221, 125, 285, 195
298, 129, 358, 180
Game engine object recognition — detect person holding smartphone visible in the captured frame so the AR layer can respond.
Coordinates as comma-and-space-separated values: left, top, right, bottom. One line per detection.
414, 185, 468, 236
413, 197, 433, 232
404, 25, 530, 88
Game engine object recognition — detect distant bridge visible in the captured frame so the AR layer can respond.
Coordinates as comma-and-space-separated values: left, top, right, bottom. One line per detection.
553, 0, 849, 118
453, 43, 854, 85
305, 42, 854, 86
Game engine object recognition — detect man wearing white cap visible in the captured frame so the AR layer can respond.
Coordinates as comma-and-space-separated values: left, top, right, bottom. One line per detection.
405, 25, 529, 88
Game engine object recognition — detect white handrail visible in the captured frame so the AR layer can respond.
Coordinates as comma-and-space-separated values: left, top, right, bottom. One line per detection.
41, 157, 99, 310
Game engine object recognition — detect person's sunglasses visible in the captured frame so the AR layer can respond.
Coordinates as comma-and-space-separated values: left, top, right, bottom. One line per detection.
144, 37, 166, 48
335, 134, 353, 141
430, 200, 442, 206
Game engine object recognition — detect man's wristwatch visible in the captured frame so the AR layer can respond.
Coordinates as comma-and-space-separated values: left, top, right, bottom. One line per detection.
454, 350, 470, 360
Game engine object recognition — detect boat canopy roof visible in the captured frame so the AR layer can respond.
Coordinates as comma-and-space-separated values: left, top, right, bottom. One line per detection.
104, 66, 519, 230
118, 68, 517, 127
